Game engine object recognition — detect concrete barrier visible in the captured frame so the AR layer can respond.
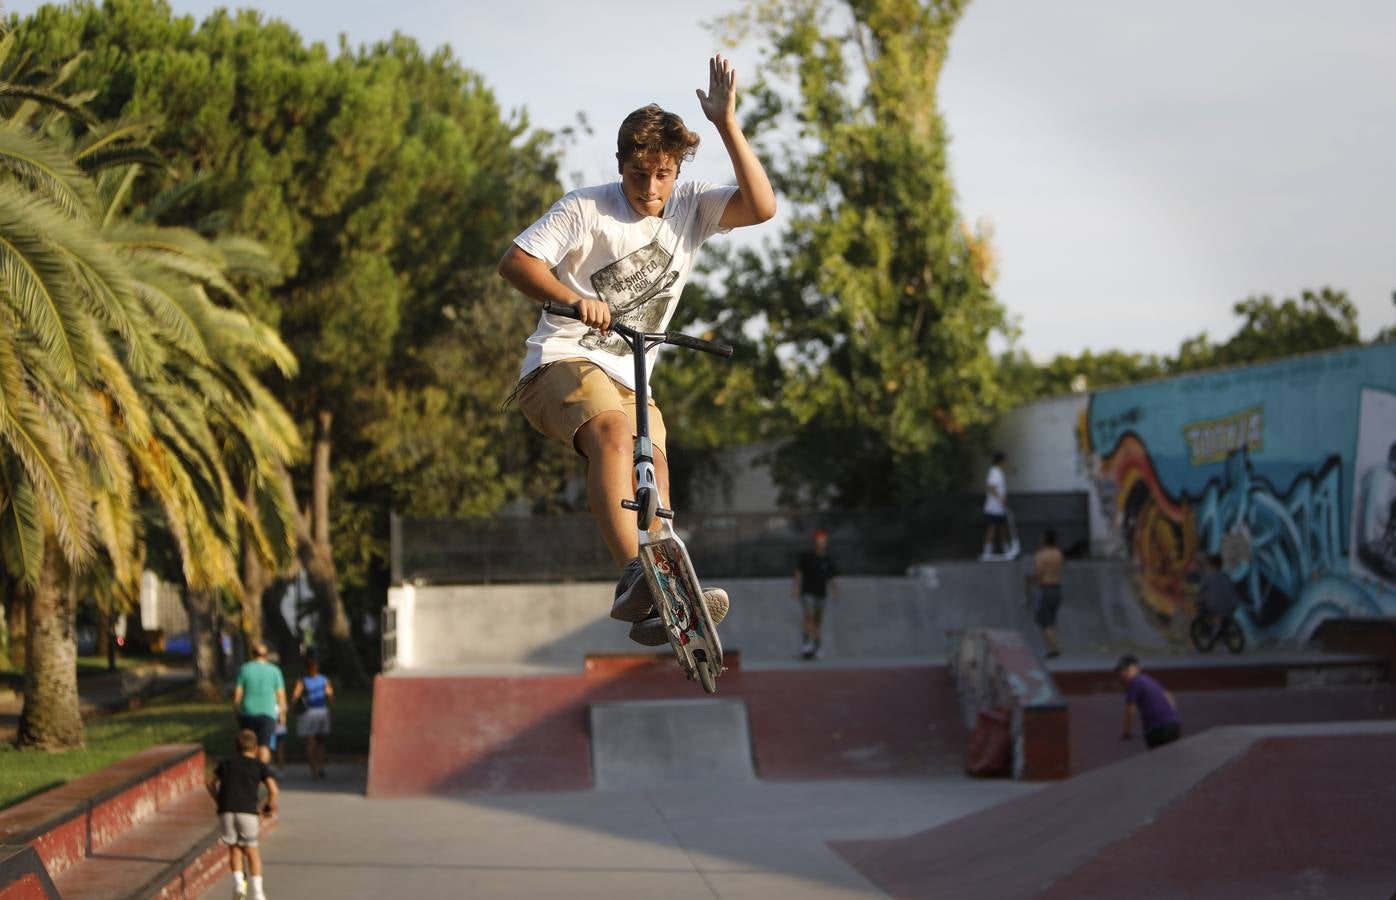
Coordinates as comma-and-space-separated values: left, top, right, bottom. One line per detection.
589, 699, 755, 789
951, 629, 1069, 780
387, 560, 1166, 668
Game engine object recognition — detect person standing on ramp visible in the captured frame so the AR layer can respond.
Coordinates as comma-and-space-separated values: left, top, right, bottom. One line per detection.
793, 528, 838, 660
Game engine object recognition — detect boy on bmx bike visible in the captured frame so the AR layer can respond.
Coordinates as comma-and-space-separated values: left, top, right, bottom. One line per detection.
499, 55, 775, 650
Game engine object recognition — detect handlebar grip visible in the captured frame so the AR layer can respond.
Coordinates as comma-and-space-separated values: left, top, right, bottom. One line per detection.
542, 301, 580, 319
665, 331, 734, 358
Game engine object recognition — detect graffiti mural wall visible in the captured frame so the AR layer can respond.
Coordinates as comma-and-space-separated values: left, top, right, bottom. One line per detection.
1081, 344, 1396, 645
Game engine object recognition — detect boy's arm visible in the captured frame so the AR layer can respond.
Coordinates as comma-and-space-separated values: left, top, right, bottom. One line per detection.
275, 688, 287, 725
263, 775, 279, 817
231, 685, 243, 716
205, 772, 219, 801
697, 55, 777, 229
498, 246, 611, 332
1121, 703, 1136, 739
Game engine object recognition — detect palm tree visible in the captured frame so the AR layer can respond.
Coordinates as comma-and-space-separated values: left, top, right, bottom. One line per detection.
1, 41, 299, 744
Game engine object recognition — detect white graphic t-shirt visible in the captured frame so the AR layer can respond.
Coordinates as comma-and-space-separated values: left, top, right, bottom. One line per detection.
513, 180, 737, 391
984, 465, 1007, 515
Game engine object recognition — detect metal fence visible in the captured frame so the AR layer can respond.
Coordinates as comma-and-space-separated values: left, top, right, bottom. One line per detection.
390, 492, 1089, 584
380, 606, 397, 672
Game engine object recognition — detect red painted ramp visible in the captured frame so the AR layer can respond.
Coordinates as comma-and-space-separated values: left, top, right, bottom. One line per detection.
832, 724, 1396, 900
368, 663, 968, 796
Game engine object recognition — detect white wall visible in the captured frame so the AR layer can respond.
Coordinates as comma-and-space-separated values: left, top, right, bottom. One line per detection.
988, 393, 1115, 555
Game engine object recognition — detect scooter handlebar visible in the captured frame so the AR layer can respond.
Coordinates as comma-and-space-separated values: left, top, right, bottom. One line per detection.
540, 302, 733, 357
665, 331, 734, 358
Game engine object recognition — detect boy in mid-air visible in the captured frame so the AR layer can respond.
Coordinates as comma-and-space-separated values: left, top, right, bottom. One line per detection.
207, 729, 279, 900
500, 55, 775, 645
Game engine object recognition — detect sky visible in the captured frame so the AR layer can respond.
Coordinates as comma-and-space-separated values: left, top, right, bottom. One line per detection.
11, 0, 1395, 359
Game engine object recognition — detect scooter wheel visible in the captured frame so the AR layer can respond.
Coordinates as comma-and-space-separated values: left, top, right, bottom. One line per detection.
693, 650, 717, 694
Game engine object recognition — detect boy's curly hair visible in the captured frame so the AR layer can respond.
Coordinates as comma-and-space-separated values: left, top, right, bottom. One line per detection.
617, 104, 700, 169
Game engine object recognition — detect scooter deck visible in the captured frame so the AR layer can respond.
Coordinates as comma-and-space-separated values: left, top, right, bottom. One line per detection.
639, 535, 723, 688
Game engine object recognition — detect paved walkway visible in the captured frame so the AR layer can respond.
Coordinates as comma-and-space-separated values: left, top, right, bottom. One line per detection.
242, 768, 1037, 899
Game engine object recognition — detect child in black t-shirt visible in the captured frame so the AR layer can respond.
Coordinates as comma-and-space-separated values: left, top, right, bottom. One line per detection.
793, 529, 838, 659
207, 728, 279, 900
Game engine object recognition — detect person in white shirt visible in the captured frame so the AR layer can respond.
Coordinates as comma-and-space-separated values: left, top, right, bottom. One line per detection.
498, 55, 776, 646
980, 452, 1013, 559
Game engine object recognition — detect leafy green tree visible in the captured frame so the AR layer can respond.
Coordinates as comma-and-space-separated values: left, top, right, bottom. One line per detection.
713, 0, 1008, 507
996, 348, 1167, 402
1169, 287, 1362, 373
0, 28, 299, 740
9, 3, 564, 682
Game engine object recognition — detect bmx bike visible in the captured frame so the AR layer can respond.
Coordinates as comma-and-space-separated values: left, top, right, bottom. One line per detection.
543, 302, 731, 693
1189, 611, 1245, 654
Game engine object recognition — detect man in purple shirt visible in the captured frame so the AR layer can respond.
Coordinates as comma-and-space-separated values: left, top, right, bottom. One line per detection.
1116, 655, 1181, 749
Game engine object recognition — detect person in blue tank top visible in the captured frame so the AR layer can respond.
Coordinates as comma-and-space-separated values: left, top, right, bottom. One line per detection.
291, 651, 335, 779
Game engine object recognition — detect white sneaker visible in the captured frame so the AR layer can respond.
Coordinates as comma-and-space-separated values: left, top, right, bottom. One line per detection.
233, 883, 248, 900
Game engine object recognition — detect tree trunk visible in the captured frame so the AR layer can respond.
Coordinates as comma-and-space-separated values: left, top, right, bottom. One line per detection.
17, 543, 83, 750
181, 589, 224, 700
239, 481, 269, 649
292, 410, 368, 688
4, 578, 25, 670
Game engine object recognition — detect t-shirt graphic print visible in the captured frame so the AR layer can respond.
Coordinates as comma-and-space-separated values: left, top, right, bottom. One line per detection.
513, 180, 737, 391
579, 238, 680, 356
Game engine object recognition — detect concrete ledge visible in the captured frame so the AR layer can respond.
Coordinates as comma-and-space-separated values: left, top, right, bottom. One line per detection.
1314, 617, 1396, 673
0, 744, 204, 877
0, 845, 58, 900
583, 650, 742, 675
590, 698, 755, 789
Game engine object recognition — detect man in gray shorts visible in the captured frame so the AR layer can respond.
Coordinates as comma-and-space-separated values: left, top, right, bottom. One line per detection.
207, 729, 279, 900
793, 529, 838, 659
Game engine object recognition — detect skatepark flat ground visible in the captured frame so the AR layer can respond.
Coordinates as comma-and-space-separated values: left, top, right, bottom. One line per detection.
235, 767, 1037, 899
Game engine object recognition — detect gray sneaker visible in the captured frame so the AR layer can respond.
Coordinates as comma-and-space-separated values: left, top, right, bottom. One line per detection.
628, 588, 730, 646
611, 558, 655, 623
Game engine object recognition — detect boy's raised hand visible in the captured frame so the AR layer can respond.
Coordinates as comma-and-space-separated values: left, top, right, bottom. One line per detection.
696, 54, 737, 124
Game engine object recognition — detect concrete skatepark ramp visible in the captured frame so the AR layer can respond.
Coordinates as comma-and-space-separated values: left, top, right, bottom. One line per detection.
832, 721, 1396, 899
386, 559, 1168, 669
589, 698, 755, 789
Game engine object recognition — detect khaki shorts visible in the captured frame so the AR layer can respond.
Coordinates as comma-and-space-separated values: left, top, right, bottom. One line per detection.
220, 811, 260, 847
516, 359, 667, 458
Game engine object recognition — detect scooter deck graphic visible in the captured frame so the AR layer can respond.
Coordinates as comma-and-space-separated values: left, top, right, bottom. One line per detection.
640, 536, 723, 682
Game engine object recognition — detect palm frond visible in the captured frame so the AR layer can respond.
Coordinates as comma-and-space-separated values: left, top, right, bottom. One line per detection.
0, 187, 94, 385
135, 172, 211, 225
0, 382, 94, 566
105, 223, 237, 297
0, 123, 97, 218
0, 81, 97, 126
204, 304, 297, 376
0, 457, 44, 586
72, 116, 161, 161
77, 144, 166, 175
0, 32, 16, 73
210, 235, 281, 284
128, 264, 213, 364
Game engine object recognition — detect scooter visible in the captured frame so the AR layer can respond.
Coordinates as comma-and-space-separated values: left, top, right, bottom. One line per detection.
978, 509, 1021, 562
543, 302, 730, 693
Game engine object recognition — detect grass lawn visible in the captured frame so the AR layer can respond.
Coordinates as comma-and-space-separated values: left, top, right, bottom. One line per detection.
0, 684, 374, 811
